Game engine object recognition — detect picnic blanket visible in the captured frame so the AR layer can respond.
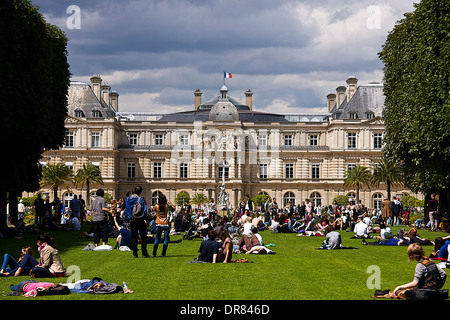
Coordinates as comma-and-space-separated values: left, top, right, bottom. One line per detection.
82, 243, 113, 251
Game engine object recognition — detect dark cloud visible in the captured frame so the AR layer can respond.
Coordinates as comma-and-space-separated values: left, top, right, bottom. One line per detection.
30, 0, 416, 113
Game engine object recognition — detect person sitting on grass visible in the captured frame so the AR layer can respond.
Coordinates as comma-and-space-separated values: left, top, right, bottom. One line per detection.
276, 213, 291, 233
112, 214, 132, 250
217, 229, 233, 263
65, 212, 81, 231
238, 226, 262, 252
352, 217, 372, 239
390, 243, 447, 299
317, 215, 329, 232
197, 229, 220, 263
321, 225, 342, 250
30, 234, 66, 278
371, 222, 394, 240
0, 246, 38, 277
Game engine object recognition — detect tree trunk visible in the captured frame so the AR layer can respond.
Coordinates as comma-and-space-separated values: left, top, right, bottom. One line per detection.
387, 180, 391, 201
438, 190, 449, 218
423, 193, 430, 225
0, 190, 7, 230
8, 190, 18, 226
53, 187, 58, 202
86, 181, 90, 209
356, 183, 360, 204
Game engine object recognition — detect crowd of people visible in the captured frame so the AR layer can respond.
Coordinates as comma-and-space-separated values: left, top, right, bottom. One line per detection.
1, 188, 448, 300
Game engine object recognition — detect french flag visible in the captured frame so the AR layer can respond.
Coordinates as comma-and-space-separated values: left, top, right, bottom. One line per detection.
224, 72, 232, 78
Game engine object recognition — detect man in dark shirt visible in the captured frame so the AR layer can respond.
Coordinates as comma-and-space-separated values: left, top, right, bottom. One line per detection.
428, 193, 439, 231
33, 194, 45, 225
197, 229, 219, 263
70, 195, 82, 220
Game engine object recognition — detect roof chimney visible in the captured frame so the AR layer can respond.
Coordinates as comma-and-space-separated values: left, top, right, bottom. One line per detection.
90, 75, 102, 100
245, 89, 253, 110
326, 92, 336, 112
194, 89, 202, 110
110, 91, 119, 112
101, 83, 111, 106
336, 85, 346, 108
346, 75, 358, 101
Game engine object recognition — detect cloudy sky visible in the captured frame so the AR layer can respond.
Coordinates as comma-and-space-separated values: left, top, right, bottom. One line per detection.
31, 0, 417, 114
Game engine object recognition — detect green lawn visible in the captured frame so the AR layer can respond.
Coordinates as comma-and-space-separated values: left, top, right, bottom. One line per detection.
0, 224, 448, 300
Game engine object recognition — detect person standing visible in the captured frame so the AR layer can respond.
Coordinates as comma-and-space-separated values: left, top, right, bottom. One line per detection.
245, 195, 253, 214
52, 198, 63, 226
391, 196, 401, 227
427, 193, 439, 231
33, 193, 45, 226
209, 199, 217, 222
70, 195, 82, 220
79, 195, 86, 224
270, 197, 278, 220
153, 193, 170, 257
17, 199, 25, 222
125, 186, 149, 258
382, 197, 392, 223
91, 189, 111, 247
305, 199, 313, 217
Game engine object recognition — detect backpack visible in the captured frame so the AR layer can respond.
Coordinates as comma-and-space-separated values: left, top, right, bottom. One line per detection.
131, 196, 145, 220
405, 288, 448, 300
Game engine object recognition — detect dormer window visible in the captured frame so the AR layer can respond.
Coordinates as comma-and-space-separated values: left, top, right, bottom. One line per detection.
349, 112, 358, 119
74, 109, 85, 117
365, 111, 375, 119
92, 110, 102, 118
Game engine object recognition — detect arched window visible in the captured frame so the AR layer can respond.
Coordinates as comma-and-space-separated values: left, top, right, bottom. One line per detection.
373, 193, 383, 210
63, 192, 73, 208
283, 192, 296, 207
310, 192, 322, 207
347, 192, 356, 202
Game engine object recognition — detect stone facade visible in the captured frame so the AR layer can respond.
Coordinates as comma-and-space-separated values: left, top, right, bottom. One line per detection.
32, 75, 417, 209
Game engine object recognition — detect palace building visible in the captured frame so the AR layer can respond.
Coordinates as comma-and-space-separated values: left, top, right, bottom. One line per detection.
34, 74, 415, 209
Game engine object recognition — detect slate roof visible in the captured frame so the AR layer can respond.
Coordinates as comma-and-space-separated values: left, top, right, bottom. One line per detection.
67, 81, 116, 118
157, 108, 289, 122
331, 82, 385, 119
197, 94, 249, 110
158, 86, 289, 122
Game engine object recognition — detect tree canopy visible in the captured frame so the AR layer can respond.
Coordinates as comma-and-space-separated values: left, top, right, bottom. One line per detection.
378, 0, 450, 198
0, 0, 70, 226
40, 163, 74, 200
74, 164, 103, 208
371, 158, 403, 201
343, 165, 372, 203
